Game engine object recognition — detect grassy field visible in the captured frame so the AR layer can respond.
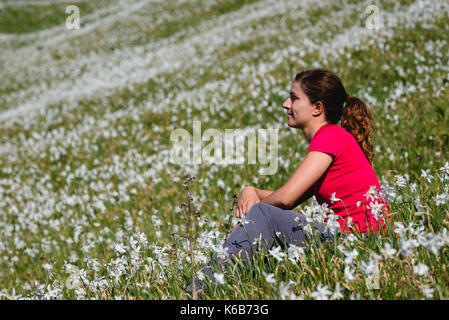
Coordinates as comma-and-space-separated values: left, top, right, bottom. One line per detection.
0, 0, 448, 300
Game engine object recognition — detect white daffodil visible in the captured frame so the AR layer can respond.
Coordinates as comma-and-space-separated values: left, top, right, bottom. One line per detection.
421, 169, 435, 183
213, 273, 225, 285
310, 283, 332, 300
330, 192, 341, 204
367, 200, 385, 220
440, 161, 449, 175
263, 272, 276, 285
344, 249, 358, 265
364, 186, 380, 201
421, 286, 434, 299
215, 245, 229, 260
413, 262, 430, 276
435, 193, 448, 206
423, 233, 441, 255
360, 259, 378, 276
268, 246, 285, 262
330, 282, 344, 300
113, 242, 127, 255
380, 242, 397, 259
279, 281, 295, 300
287, 244, 304, 264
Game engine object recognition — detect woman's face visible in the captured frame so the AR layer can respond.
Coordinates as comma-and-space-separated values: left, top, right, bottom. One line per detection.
282, 81, 315, 129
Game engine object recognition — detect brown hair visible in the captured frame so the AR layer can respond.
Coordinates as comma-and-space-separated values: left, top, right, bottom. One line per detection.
295, 69, 375, 166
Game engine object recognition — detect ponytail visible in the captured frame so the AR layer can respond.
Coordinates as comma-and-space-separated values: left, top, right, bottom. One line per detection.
341, 95, 375, 168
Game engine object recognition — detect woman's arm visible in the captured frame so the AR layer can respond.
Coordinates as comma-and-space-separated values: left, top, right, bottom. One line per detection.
291, 185, 314, 208
260, 151, 333, 210
253, 186, 314, 206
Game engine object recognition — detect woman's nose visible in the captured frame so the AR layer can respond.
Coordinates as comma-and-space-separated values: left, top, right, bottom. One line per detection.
282, 98, 291, 109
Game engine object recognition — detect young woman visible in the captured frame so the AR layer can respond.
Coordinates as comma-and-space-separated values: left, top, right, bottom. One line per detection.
187, 69, 391, 294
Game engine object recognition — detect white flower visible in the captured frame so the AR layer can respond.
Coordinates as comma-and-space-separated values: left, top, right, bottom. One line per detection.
42, 263, 53, 272
421, 169, 435, 183
346, 233, 358, 244
217, 179, 225, 189
214, 245, 229, 260
330, 282, 344, 300
369, 251, 382, 264
330, 192, 341, 204
6, 289, 22, 300
413, 262, 429, 276
394, 222, 406, 236
279, 281, 296, 300
435, 193, 448, 206
399, 239, 416, 256
380, 242, 396, 259
136, 232, 148, 246
364, 185, 380, 201
360, 259, 378, 276
310, 283, 332, 300
287, 244, 304, 264
414, 196, 426, 214
22, 282, 31, 291
439, 228, 449, 246
394, 175, 408, 188
113, 242, 127, 255
263, 272, 276, 285
325, 213, 341, 236
213, 273, 225, 285
367, 200, 384, 220
421, 286, 434, 299
439, 161, 449, 176
344, 249, 358, 265
349, 292, 361, 300
346, 216, 353, 228
303, 223, 314, 238
268, 246, 285, 262
337, 243, 346, 253
423, 233, 441, 255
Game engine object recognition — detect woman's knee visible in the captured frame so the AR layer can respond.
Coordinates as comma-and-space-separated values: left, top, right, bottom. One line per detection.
245, 202, 272, 221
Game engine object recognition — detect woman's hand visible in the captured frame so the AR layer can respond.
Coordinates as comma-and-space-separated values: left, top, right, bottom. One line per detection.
236, 186, 260, 218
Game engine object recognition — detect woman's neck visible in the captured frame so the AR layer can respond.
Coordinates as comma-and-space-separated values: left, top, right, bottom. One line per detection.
304, 121, 330, 143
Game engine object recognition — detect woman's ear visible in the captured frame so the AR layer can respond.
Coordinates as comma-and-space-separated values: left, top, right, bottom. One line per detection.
312, 101, 325, 115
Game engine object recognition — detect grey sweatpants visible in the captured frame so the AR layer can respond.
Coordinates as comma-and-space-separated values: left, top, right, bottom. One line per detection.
202, 202, 339, 279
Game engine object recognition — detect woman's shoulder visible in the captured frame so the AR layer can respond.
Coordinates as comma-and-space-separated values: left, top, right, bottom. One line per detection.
323, 124, 356, 141
316, 124, 347, 137
309, 124, 347, 159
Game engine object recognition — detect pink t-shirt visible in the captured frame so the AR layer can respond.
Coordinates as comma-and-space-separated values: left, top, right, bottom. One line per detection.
308, 123, 391, 234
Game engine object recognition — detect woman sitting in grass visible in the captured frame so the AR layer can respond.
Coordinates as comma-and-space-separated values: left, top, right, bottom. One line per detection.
187, 68, 391, 294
